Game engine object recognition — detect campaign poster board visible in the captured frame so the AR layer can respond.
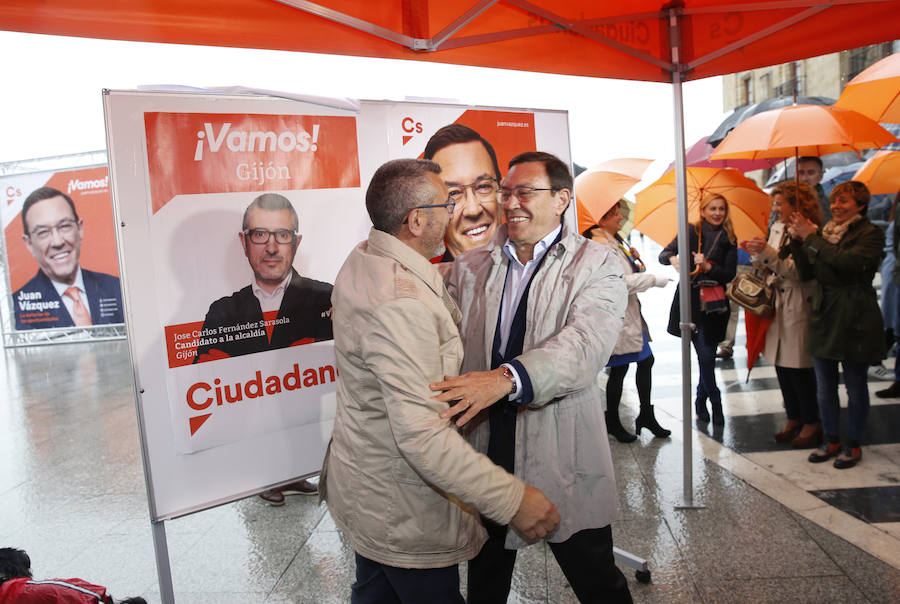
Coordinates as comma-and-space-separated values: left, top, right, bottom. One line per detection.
1, 165, 124, 332
104, 90, 572, 520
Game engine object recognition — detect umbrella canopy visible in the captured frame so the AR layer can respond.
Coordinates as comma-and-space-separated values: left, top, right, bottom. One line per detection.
666, 136, 778, 174
633, 167, 770, 246
835, 52, 900, 123
574, 158, 652, 234
853, 150, 900, 194
710, 104, 899, 160
708, 95, 834, 147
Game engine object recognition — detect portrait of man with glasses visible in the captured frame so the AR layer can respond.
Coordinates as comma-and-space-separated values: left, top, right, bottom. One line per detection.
193, 192, 333, 364
12, 186, 123, 330
424, 123, 502, 261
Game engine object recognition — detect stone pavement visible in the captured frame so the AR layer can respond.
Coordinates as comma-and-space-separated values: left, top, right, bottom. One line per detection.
2, 237, 900, 602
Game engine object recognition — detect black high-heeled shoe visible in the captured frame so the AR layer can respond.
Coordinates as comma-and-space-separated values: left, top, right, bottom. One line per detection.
605, 410, 637, 443
711, 400, 725, 426
635, 406, 672, 438
694, 398, 710, 423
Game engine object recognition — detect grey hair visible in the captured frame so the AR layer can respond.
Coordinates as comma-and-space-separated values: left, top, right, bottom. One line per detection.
242, 193, 298, 231
366, 159, 442, 235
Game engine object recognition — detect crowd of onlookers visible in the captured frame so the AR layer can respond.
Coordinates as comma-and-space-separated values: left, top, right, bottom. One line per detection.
600, 156, 897, 471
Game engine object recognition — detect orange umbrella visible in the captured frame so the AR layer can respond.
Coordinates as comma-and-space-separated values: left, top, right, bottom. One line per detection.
834, 52, 900, 123
710, 104, 898, 161
633, 167, 770, 246
574, 158, 653, 234
852, 150, 900, 194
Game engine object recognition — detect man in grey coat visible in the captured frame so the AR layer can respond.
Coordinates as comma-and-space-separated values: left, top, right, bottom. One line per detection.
322, 158, 559, 604
433, 151, 632, 603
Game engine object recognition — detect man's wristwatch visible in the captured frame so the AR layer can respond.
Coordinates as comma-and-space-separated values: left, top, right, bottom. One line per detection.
500, 365, 517, 395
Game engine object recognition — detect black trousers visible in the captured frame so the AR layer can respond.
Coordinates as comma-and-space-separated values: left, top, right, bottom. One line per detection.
775, 365, 819, 424
467, 522, 632, 604
351, 553, 464, 604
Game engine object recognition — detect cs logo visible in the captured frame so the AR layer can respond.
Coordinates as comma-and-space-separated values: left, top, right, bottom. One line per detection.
401, 117, 422, 146
5, 185, 21, 207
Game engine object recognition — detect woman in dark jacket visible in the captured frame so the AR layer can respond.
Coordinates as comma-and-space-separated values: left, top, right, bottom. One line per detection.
788, 181, 885, 469
659, 194, 738, 425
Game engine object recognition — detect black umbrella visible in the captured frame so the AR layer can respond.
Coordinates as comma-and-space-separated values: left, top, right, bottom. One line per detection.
708, 95, 835, 147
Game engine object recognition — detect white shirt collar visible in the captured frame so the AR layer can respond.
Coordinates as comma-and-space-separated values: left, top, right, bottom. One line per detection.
502, 224, 562, 268
251, 272, 292, 313
50, 267, 86, 298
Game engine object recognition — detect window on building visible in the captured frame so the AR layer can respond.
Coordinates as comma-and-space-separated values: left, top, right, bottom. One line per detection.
775, 63, 800, 98
848, 43, 892, 80
741, 77, 754, 106
760, 73, 772, 100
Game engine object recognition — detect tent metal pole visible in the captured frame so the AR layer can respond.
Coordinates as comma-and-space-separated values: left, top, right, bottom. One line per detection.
668, 10, 702, 510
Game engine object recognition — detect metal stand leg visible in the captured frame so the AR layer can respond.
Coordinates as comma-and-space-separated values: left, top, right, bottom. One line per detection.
151, 519, 176, 603
613, 546, 651, 584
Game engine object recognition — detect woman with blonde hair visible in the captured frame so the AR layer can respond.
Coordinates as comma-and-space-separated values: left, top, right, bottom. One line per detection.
659, 194, 737, 425
741, 181, 822, 447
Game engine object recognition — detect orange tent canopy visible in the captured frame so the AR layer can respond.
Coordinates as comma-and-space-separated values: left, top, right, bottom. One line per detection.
2, 0, 899, 83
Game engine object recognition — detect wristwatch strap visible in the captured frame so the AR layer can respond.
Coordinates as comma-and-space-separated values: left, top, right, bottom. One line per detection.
500, 364, 517, 395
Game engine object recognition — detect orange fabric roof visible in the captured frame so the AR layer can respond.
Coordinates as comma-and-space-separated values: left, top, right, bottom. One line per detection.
1, 0, 899, 83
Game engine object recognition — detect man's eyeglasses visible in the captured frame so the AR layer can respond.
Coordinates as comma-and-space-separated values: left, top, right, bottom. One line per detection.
403, 200, 456, 224
498, 186, 557, 204
28, 219, 80, 242
244, 228, 297, 244
447, 178, 499, 204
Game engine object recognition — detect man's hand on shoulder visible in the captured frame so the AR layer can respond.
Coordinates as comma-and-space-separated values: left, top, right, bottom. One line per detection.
509, 485, 560, 542
431, 368, 513, 427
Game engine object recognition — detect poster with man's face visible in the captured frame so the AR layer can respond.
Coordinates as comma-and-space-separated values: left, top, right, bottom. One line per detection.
2, 166, 123, 331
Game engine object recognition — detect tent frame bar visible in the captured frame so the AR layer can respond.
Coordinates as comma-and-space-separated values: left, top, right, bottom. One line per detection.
271, 0, 890, 79
684, 4, 830, 71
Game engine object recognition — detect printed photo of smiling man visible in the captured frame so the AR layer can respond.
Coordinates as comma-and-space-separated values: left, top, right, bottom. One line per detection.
424, 124, 503, 261
193, 193, 333, 364
12, 186, 124, 330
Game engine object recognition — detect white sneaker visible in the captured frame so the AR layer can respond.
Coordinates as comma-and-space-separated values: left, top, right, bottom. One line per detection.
868, 364, 892, 381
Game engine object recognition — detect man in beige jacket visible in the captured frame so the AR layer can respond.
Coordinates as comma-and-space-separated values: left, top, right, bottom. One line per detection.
321, 158, 559, 604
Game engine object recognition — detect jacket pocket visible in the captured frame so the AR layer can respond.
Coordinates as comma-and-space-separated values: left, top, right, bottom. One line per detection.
387, 457, 472, 554
555, 396, 607, 478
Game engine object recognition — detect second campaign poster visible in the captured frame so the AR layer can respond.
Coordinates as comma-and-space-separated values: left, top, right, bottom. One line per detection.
2, 165, 124, 332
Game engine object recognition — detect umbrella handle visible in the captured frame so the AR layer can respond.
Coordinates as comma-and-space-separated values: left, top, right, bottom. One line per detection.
690, 221, 702, 276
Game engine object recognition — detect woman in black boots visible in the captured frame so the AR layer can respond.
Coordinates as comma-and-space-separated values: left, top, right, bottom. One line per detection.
659, 194, 737, 426
588, 201, 672, 441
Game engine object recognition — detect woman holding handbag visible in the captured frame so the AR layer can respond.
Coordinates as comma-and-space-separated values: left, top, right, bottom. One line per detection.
659, 194, 737, 425
740, 181, 823, 448
788, 181, 885, 469
587, 201, 672, 442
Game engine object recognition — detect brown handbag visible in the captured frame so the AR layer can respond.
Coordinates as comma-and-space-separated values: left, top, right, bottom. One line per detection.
726, 267, 775, 317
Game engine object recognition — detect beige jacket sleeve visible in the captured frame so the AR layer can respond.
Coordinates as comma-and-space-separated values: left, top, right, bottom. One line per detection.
363, 297, 525, 524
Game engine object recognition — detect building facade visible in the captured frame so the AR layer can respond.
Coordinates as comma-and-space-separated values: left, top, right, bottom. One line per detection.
723, 42, 899, 112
